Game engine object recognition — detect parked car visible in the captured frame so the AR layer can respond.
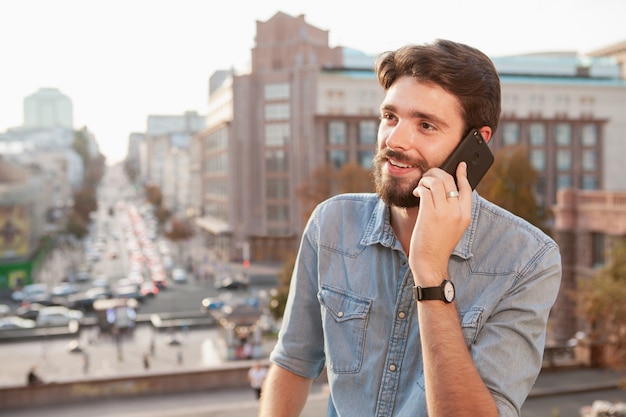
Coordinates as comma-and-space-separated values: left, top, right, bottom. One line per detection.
0, 304, 10, 317
201, 297, 226, 312
140, 281, 159, 297
114, 284, 144, 302
51, 283, 79, 297
11, 283, 49, 303
215, 273, 249, 291
16, 302, 46, 320
171, 268, 187, 283
35, 306, 84, 327
67, 287, 113, 311
0, 316, 36, 330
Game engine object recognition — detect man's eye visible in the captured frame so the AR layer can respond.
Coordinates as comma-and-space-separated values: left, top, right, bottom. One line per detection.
420, 122, 434, 131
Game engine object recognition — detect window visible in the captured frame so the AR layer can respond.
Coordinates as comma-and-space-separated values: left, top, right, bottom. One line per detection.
267, 204, 289, 222
359, 151, 374, 169
591, 233, 605, 267
530, 149, 546, 171
267, 177, 289, 199
358, 120, 377, 144
264, 83, 290, 100
554, 123, 571, 146
265, 104, 290, 120
529, 123, 546, 146
581, 124, 597, 146
266, 150, 288, 173
328, 150, 347, 168
582, 150, 596, 171
265, 123, 289, 146
581, 175, 597, 190
328, 121, 347, 145
502, 122, 519, 146
556, 174, 571, 189
556, 149, 571, 171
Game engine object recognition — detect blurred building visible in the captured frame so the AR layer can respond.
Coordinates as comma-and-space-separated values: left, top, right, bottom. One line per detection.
190, 12, 381, 262
0, 157, 49, 289
23, 87, 73, 129
137, 111, 205, 217
186, 12, 626, 264
552, 188, 626, 342
490, 52, 626, 210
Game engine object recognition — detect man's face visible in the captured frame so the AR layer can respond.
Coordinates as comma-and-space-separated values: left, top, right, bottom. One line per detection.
373, 76, 465, 208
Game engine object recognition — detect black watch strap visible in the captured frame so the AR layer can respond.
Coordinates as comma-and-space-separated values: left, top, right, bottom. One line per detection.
413, 279, 455, 303
413, 285, 443, 301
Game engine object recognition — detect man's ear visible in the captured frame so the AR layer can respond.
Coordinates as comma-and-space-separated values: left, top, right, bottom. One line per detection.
478, 127, 493, 143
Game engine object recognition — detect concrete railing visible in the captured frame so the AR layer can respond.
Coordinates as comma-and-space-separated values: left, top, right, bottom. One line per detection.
0, 362, 259, 410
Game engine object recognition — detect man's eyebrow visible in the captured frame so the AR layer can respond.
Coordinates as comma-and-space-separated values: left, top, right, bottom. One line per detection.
380, 103, 450, 129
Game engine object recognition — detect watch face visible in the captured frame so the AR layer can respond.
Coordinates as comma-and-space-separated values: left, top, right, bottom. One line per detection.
443, 281, 455, 302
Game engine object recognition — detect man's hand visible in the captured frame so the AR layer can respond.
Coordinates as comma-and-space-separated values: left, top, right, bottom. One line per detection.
409, 162, 471, 286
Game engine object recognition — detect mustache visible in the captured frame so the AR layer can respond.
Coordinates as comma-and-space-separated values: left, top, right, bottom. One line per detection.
374, 148, 428, 172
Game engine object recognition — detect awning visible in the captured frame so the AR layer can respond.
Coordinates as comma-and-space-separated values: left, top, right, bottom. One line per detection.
195, 216, 231, 235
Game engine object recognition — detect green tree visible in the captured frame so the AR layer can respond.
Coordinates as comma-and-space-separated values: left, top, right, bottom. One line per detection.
144, 184, 163, 207
266, 162, 375, 321
66, 211, 89, 239
72, 186, 97, 223
478, 145, 548, 231
269, 253, 297, 322
297, 162, 374, 221
577, 238, 626, 370
163, 216, 194, 241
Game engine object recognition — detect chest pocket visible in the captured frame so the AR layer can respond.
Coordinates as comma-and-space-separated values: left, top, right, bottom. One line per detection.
318, 285, 372, 374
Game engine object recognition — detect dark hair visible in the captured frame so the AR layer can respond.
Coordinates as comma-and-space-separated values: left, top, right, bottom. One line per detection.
375, 39, 501, 134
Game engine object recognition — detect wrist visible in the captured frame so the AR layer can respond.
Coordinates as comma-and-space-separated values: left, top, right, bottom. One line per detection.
413, 279, 455, 303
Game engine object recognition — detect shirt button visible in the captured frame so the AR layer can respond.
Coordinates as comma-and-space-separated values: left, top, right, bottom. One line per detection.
389, 364, 397, 372
401, 260, 407, 266
398, 311, 406, 319
337, 311, 344, 318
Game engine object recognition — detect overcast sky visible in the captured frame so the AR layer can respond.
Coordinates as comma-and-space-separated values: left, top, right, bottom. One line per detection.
0, 0, 624, 164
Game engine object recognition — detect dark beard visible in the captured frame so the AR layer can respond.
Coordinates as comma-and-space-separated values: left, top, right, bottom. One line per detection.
373, 148, 427, 208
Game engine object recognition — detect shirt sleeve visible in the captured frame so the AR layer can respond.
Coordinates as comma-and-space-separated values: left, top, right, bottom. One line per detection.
471, 242, 562, 416
269, 207, 327, 379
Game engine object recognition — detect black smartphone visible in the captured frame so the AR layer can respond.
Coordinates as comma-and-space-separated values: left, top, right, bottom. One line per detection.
439, 128, 494, 190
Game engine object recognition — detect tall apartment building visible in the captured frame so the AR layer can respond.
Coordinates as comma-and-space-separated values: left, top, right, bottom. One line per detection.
23, 87, 73, 129
193, 12, 381, 262
490, 53, 626, 211
192, 12, 626, 263
139, 111, 205, 215
552, 189, 626, 343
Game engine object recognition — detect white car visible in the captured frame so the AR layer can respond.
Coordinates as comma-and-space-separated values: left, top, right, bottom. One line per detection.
11, 283, 48, 302
171, 268, 187, 283
0, 316, 36, 330
35, 306, 84, 326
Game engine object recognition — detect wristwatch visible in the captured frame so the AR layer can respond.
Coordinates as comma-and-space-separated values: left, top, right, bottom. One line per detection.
413, 279, 455, 303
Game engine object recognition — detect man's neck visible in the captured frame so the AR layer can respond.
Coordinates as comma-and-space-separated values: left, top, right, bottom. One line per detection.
390, 205, 419, 255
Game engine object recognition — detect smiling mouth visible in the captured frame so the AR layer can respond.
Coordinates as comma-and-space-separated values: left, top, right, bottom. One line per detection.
388, 158, 415, 169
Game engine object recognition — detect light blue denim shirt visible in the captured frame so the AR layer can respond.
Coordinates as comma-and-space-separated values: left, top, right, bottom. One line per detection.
270, 192, 562, 417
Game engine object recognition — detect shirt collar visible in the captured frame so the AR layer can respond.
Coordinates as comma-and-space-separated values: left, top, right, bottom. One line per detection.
361, 192, 481, 260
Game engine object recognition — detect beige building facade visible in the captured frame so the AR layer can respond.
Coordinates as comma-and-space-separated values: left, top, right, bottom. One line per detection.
552, 189, 626, 343
191, 12, 626, 265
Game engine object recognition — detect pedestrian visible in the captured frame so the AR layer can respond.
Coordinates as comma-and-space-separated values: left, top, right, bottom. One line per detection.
259, 39, 562, 417
27, 366, 43, 386
143, 352, 150, 370
82, 351, 89, 374
247, 362, 268, 400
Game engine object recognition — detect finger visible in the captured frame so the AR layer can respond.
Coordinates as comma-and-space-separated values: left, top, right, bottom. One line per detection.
456, 162, 472, 204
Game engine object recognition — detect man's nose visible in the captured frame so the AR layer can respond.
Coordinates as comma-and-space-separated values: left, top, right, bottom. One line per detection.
385, 122, 414, 151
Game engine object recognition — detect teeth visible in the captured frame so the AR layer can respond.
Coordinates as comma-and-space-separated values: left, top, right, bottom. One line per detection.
390, 159, 413, 169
